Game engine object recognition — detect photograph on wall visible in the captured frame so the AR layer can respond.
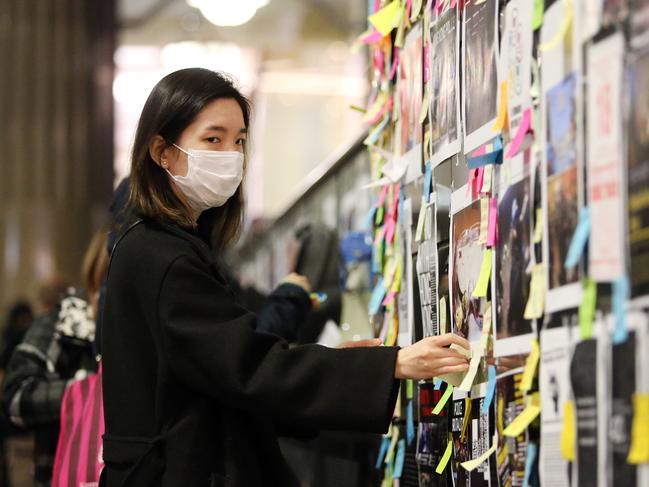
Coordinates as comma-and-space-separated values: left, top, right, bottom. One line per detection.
544, 74, 580, 290
627, 49, 649, 298
462, 0, 499, 153
398, 22, 424, 182
586, 32, 626, 282
502, 0, 534, 135
493, 153, 533, 356
450, 187, 485, 342
417, 382, 450, 487
495, 370, 528, 487
539, 321, 573, 487
397, 198, 415, 346
429, 3, 461, 166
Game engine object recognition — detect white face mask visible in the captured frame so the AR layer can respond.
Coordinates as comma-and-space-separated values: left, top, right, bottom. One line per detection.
167, 144, 244, 213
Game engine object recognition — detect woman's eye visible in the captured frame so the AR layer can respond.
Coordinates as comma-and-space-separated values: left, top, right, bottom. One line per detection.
206, 137, 220, 143
236, 139, 246, 146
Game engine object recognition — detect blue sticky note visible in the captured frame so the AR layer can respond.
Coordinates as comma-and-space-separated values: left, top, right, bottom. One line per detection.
523, 442, 538, 487
399, 188, 405, 218
481, 366, 497, 415
406, 400, 415, 446
612, 276, 630, 345
375, 435, 391, 469
494, 136, 503, 151
565, 207, 591, 268
366, 113, 391, 146
368, 277, 386, 315
393, 439, 406, 478
467, 149, 503, 169
424, 162, 433, 203
365, 203, 377, 229
434, 378, 443, 390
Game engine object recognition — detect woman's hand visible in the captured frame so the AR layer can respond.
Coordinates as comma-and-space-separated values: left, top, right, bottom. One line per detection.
338, 338, 383, 349
281, 273, 312, 294
395, 333, 471, 380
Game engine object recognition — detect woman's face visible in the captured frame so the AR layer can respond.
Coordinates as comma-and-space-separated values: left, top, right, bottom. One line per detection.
165, 97, 247, 177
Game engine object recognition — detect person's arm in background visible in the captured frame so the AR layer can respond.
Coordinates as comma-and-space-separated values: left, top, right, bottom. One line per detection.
1, 313, 68, 427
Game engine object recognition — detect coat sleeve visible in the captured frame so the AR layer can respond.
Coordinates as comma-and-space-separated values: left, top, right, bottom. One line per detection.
254, 283, 312, 342
158, 254, 400, 434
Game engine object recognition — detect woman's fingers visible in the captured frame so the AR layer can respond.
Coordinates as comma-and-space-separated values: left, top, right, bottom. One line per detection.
434, 333, 470, 352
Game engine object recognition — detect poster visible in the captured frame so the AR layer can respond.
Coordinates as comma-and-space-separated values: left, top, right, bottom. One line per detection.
429, 4, 461, 166
416, 201, 440, 337
495, 370, 527, 487
610, 329, 637, 486
541, 0, 584, 311
494, 154, 533, 356
539, 321, 573, 487
451, 187, 485, 342
398, 198, 415, 346
627, 49, 649, 298
586, 32, 626, 282
417, 382, 450, 486
502, 0, 534, 135
462, 0, 499, 153
450, 388, 494, 487
398, 22, 424, 182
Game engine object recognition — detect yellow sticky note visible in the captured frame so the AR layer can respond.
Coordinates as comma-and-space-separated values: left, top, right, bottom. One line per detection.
419, 88, 431, 124
394, 5, 407, 48
369, 0, 403, 37
363, 92, 388, 123
482, 165, 493, 194
492, 81, 509, 132
524, 263, 545, 319
461, 435, 498, 472
483, 301, 492, 336
460, 397, 472, 441
385, 425, 401, 463
458, 340, 484, 392
383, 257, 397, 287
415, 198, 428, 243
628, 394, 649, 464
479, 197, 490, 244
503, 404, 541, 437
473, 249, 493, 298
435, 440, 453, 474
560, 400, 576, 461
410, 0, 423, 22
424, 126, 431, 154
539, 3, 573, 52
439, 296, 447, 333
432, 384, 454, 415
519, 339, 540, 392
534, 207, 543, 243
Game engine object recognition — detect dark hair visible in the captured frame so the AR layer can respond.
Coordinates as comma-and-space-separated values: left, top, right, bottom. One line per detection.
129, 68, 250, 250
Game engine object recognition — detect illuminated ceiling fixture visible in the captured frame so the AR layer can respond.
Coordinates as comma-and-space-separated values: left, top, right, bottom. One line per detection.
187, 0, 270, 27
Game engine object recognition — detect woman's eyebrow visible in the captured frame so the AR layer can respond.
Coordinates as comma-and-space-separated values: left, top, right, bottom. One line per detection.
204, 125, 248, 134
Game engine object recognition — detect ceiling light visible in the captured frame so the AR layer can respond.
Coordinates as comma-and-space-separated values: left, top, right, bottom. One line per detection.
187, 0, 270, 27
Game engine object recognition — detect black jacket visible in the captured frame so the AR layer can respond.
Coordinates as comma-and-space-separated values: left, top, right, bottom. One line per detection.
101, 220, 400, 487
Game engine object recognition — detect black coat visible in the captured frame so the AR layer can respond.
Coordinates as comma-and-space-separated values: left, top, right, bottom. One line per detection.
101, 220, 400, 487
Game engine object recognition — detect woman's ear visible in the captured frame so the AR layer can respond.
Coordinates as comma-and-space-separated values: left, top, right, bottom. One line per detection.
149, 135, 170, 169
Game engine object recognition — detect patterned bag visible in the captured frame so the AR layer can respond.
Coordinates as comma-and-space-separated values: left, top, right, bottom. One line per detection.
51, 365, 105, 487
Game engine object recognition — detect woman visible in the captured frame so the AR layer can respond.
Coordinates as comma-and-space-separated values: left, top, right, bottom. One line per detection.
101, 68, 470, 487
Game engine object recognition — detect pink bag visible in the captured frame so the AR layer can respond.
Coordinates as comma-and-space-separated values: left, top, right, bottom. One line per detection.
52, 366, 105, 487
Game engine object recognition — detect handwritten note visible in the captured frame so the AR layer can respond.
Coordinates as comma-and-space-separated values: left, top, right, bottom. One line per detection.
473, 249, 492, 298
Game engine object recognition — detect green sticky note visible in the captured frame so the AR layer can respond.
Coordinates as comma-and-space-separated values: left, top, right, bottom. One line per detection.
472, 249, 493, 298
579, 278, 597, 339
435, 440, 453, 474
375, 205, 385, 225
532, 0, 544, 30
406, 379, 414, 400
432, 383, 454, 415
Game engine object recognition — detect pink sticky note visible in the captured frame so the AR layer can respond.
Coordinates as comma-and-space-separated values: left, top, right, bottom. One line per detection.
426, 0, 434, 9
383, 289, 396, 306
434, 0, 442, 12
366, 98, 392, 126
475, 167, 485, 196
385, 217, 397, 243
472, 144, 487, 157
360, 30, 383, 45
374, 47, 385, 73
389, 48, 400, 81
450, 0, 457, 7
406, 0, 413, 21
487, 197, 498, 246
424, 43, 430, 82
378, 312, 390, 342
378, 184, 390, 206
506, 108, 532, 159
